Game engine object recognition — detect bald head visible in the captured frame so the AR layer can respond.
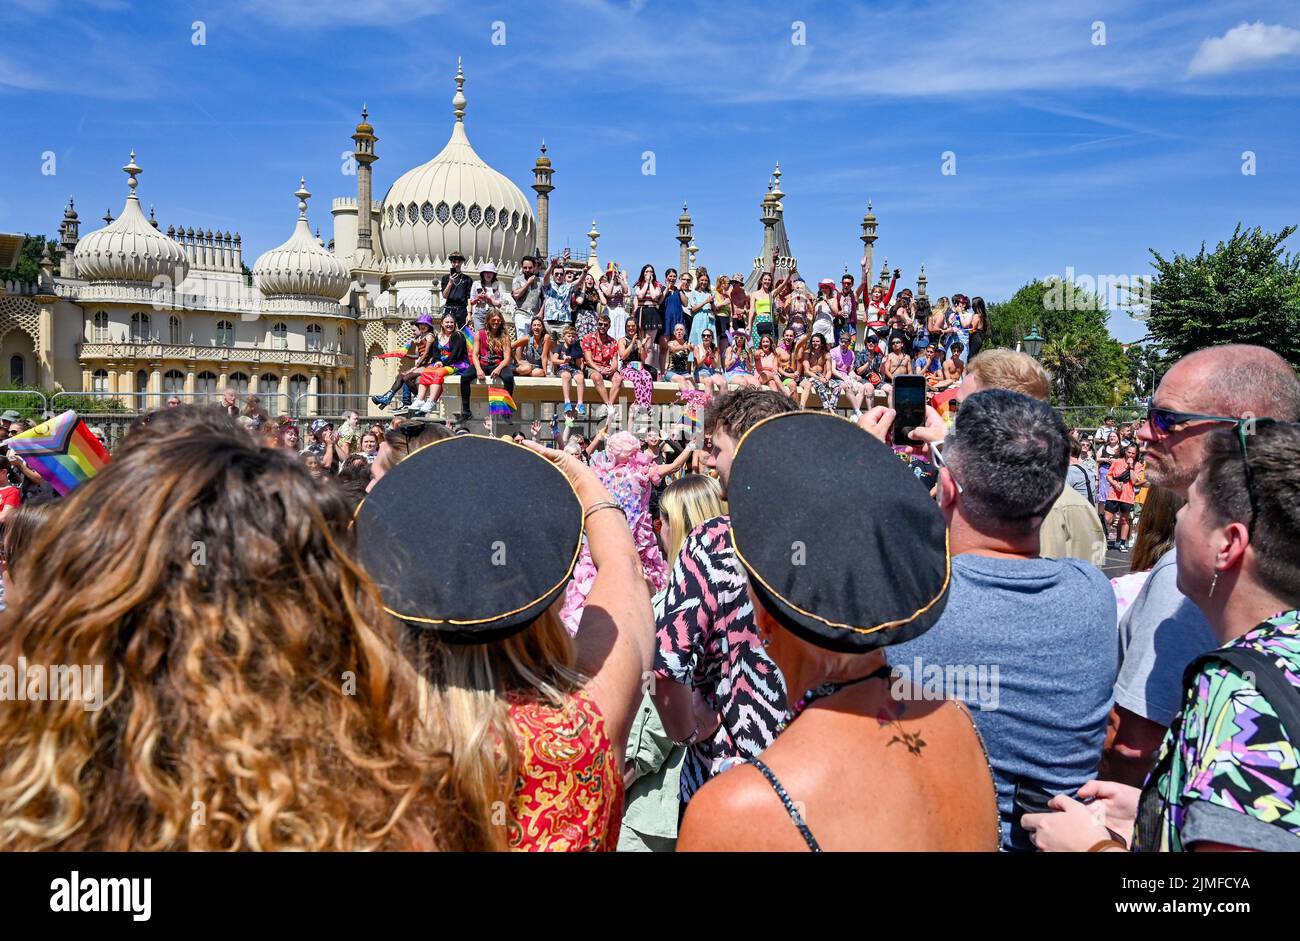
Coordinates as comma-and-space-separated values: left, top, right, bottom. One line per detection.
1171, 344, 1300, 420
1140, 344, 1300, 497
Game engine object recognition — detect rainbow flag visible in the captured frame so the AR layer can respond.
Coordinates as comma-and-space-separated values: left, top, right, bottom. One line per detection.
462, 322, 477, 358
488, 385, 516, 417
7, 410, 110, 496
374, 343, 414, 360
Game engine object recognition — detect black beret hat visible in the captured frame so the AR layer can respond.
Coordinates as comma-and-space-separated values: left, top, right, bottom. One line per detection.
729, 412, 950, 653
354, 435, 583, 643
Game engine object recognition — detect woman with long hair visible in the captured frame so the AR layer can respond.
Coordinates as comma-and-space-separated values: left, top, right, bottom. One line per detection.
597, 264, 630, 340
513, 316, 552, 378
1024, 421, 1300, 853
724, 330, 758, 388
470, 263, 507, 333
410, 312, 473, 420
748, 254, 780, 349
473, 309, 517, 397
355, 434, 657, 850
1106, 443, 1143, 552
618, 473, 727, 852
754, 333, 783, 395
0, 427, 449, 851
571, 271, 601, 342
633, 264, 665, 367
1109, 485, 1184, 623
1097, 430, 1123, 537
618, 319, 654, 417
798, 333, 839, 411
968, 296, 989, 360
693, 328, 727, 395
687, 268, 716, 349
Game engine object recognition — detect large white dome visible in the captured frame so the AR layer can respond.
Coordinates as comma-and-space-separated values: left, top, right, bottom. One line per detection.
253, 179, 349, 299
378, 63, 535, 271
74, 151, 189, 285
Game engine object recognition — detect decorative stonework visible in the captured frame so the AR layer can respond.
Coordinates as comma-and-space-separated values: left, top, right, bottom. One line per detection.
0, 296, 42, 345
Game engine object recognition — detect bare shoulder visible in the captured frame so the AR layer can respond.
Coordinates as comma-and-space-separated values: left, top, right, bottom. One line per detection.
677, 763, 799, 852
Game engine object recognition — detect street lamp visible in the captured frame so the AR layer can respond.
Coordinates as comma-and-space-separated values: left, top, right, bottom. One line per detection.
1022, 326, 1045, 361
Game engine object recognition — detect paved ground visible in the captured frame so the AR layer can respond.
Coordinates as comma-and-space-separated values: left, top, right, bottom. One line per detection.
1101, 544, 1134, 579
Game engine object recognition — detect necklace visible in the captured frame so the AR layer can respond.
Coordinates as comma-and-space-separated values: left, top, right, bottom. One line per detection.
788, 663, 892, 722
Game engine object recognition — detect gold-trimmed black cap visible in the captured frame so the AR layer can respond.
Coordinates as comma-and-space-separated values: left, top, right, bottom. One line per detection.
729, 411, 950, 653
354, 435, 583, 643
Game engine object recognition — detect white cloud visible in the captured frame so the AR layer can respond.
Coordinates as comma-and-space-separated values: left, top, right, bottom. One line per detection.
1188, 21, 1300, 76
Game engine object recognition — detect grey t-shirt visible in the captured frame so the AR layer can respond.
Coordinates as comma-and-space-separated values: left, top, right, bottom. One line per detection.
1066, 462, 1097, 504
886, 554, 1117, 851
1114, 548, 1217, 727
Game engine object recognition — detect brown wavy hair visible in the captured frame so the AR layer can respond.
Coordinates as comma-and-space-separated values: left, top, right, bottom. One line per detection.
0, 426, 448, 851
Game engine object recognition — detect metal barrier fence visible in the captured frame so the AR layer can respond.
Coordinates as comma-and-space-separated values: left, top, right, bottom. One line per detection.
1058, 405, 1146, 435
49, 390, 294, 417
0, 390, 49, 420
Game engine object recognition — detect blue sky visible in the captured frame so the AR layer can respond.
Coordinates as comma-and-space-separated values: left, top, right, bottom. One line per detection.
3, 0, 1300, 342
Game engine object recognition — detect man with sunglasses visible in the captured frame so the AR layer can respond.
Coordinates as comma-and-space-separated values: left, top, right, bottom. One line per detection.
1102, 343, 1300, 786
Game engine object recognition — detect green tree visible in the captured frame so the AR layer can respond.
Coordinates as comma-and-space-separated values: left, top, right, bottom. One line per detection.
1123, 342, 1172, 403
986, 279, 1130, 406
1143, 224, 1300, 369
0, 234, 56, 284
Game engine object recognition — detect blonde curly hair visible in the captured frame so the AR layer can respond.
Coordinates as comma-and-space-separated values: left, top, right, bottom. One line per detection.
0, 426, 451, 851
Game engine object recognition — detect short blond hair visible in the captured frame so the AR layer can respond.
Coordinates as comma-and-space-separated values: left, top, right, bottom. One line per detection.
966, 348, 1050, 402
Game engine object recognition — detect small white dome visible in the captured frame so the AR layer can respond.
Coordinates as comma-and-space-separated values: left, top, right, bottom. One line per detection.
378, 61, 535, 269
253, 179, 350, 299
74, 152, 189, 284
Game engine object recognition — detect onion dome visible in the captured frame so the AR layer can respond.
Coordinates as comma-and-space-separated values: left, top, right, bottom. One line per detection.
73, 151, 189, 283
378, 59, 535, 265
252, 178, 349, 299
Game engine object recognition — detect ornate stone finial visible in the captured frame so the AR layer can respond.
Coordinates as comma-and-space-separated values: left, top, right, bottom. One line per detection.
64, 196, 77, 219
361, 102, 368, 122
295, 177, 311, 220
149, 204, 158, 229
122, 149, 142, 197
452, 57, 467, 121
587, 220, 600, 254
103, 208, 114, 225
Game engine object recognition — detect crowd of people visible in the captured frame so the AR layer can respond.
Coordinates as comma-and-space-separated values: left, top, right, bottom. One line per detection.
0, 246, 1297, 857
367, 248, 986, 424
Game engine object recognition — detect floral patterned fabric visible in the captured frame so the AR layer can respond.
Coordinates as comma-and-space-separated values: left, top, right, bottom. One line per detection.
1135, 610, 1300, 851
558, 449, 669, 634
508, 690, 623, 851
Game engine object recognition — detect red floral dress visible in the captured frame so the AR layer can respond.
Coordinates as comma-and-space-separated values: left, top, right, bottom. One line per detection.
507, 690, 623, 851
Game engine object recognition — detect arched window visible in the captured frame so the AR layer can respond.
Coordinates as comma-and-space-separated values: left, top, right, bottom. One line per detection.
92, 368, 109, 394
288, 373, 309, 402
92, 311, 109, 342
337, 326, 346, 354
130, 312, 151, 342
196, 371, 218, 395
336, 377, 346, 395
135, 369, 149, 411
258, 373, 279, 396
163, 370, 185, 394
169, 314, 183, 345
216, 320, 234, 347
306, 323, 322, 351
227, 371, 250, 393
272, 322, 287, 349
9, 355, 24, 386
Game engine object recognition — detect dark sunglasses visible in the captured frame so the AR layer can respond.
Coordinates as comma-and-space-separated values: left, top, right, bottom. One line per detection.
1144, 407, 1239, 436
